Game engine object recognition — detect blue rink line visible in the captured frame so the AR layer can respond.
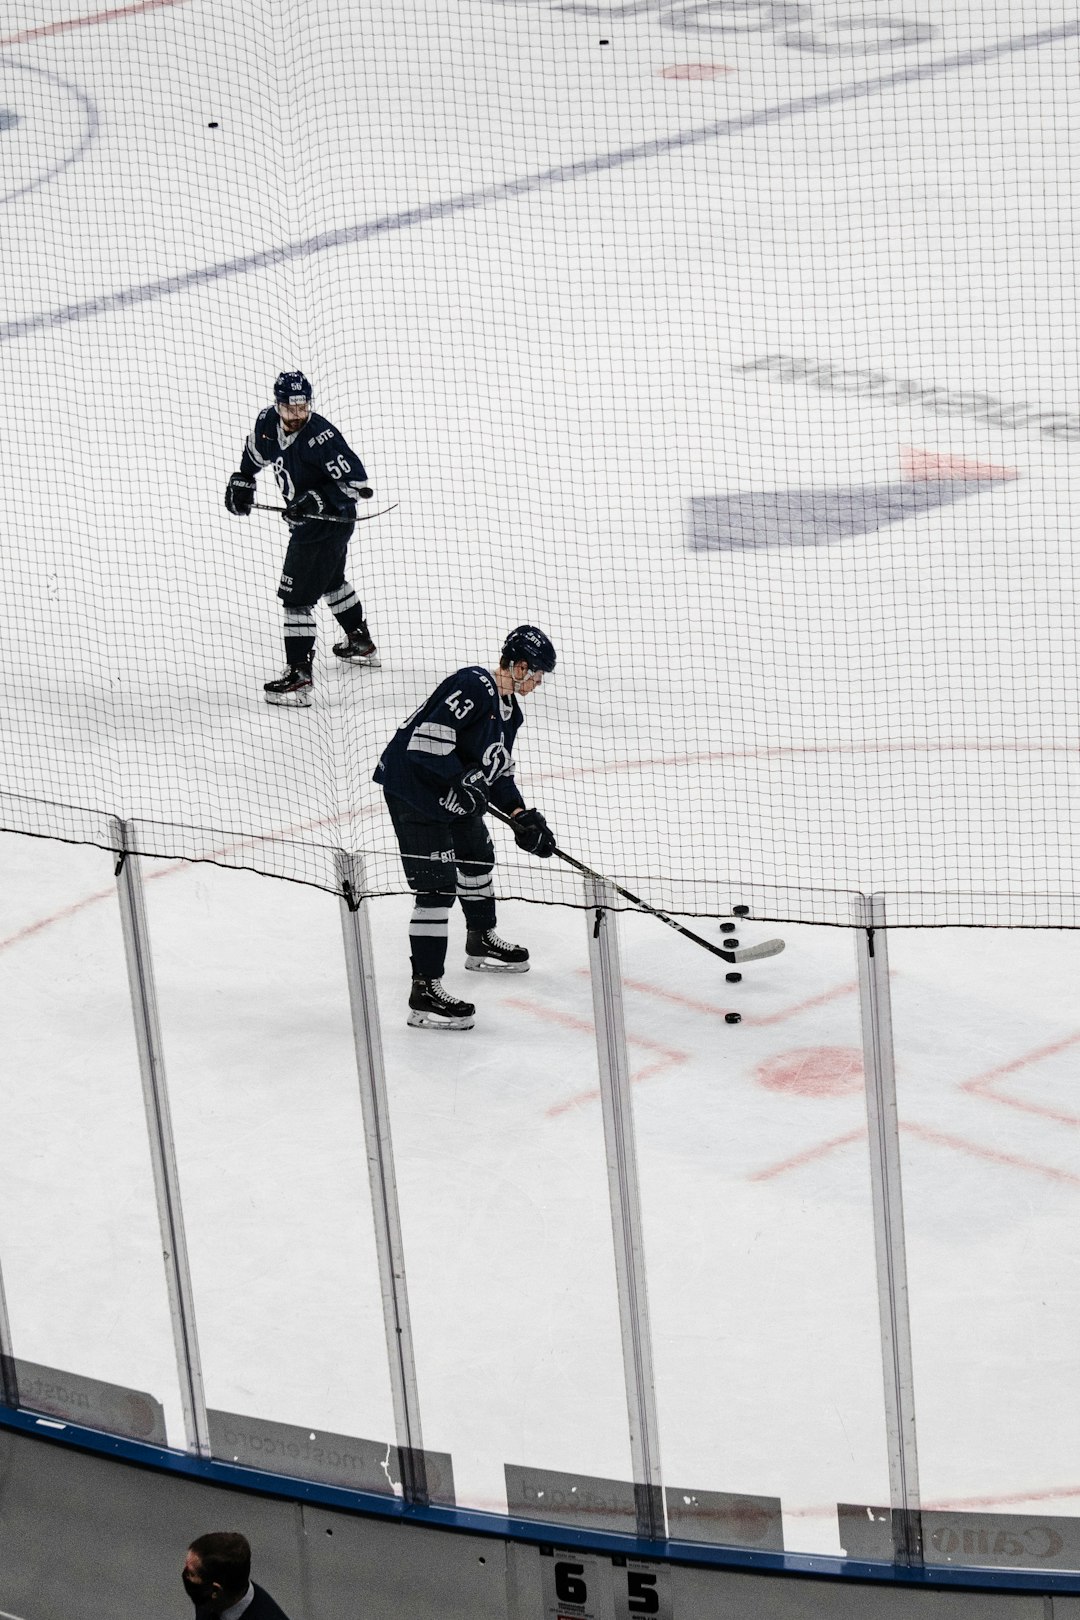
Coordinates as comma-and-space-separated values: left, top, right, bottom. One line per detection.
0, 16, 1076, 345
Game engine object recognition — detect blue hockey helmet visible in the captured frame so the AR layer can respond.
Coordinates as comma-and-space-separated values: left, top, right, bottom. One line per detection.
274, 370, 313, 405
501, 624, 556, 673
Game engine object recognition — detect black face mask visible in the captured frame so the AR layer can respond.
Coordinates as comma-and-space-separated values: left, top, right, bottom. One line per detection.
182, 1572, 213, 1611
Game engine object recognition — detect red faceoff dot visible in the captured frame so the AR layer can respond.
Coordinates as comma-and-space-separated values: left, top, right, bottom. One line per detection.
756, 1046, 864, 1099
659, 63, 732, 79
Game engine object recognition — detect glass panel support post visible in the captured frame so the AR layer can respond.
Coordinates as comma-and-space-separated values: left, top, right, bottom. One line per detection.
0, 1245, 16, 1408
855, 893, 921, 1564
111, 820, 209, 1457
337, 854, 428, 1505
586, 878, 665, 1541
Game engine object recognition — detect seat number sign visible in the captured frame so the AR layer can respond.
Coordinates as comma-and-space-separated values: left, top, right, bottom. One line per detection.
541, 1552, 672, 1620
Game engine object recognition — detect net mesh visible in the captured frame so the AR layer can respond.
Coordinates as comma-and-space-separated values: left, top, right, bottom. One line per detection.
2, 0, 1078, 925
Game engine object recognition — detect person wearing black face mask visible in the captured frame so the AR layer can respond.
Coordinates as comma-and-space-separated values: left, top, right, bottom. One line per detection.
182, 1532, 292, 1619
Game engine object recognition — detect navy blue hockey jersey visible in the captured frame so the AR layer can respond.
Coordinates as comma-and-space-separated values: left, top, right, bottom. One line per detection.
240, 408, 369, 536
375, 666, 529, 822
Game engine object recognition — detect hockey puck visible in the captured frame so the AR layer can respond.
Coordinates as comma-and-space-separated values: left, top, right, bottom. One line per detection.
358, 486, 374, 498
726, 938, 739, 949
719, 922, 736, 934
725, 1012, 741, 1024
733, 904, 750, 916
725, 971, 741, 983
207, 121, 219, 128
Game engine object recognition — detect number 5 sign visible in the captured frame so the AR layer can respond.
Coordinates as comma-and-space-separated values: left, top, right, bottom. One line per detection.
615, 1560, 672, 1620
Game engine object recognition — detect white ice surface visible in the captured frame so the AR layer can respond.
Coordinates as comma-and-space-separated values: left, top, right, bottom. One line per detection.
1, 0, 1079, 916
5, 831, 1080, 1557
2, 0, 1080, 1563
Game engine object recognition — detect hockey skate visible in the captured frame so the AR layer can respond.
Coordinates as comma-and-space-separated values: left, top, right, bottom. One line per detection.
264, 664, 313, 707
465, 928, 530, 973
333, 622, 381, 667
407, 977, 476, 1030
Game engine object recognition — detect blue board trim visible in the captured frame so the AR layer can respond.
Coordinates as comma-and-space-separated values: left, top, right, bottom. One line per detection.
3, 1402, 1079, 1595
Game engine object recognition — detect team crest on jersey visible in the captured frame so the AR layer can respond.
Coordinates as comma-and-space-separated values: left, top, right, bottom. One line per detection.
482, 741, 512, 782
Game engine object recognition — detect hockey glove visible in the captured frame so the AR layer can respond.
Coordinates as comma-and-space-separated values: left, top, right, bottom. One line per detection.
283, 488, 326, 523
449, 767, 488, 818
512, 807, 556, 858
224, 473, 255, 516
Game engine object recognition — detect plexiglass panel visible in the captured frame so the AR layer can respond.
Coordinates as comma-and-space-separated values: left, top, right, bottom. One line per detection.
144, 857, 397, 1468
623, 910, 890, 1554
890, 928, 1080, 1546
0, 832, 185, 1441
369, 892, 634, 1517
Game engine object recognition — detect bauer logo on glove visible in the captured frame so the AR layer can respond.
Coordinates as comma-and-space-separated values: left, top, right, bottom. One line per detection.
224, 472, 255, 516
282, 488, 326, 523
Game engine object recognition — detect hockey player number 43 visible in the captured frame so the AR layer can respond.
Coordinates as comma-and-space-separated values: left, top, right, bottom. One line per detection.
445, 690, 474, 721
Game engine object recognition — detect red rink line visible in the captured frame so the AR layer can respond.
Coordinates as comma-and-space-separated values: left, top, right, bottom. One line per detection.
0, 803, 377, 955
0, 0, 187, 47
749, 1128, 864, 1182
961, 1029, 1080, 1127
534, 736, 1080, 794
752, 1120, 1080, 1187
499, 997, 689, 1117
610, 972, 859, 1028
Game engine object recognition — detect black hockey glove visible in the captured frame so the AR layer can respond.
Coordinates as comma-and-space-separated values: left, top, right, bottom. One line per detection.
224, 473, 255, 516
512, 807, 556, 858
448, 767, 488, 817
283, 488, 326, 523
440, 771, 488, 822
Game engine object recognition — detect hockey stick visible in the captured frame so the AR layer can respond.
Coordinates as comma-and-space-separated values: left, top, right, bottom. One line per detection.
487, 805, 784, 965
252, 501, 399, 524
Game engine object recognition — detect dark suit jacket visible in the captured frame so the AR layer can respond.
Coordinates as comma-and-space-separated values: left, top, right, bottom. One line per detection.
197, 1585, 293, 1620
245, 1586, 292, 1620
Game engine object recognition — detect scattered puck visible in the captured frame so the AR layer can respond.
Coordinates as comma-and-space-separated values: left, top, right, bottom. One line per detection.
733, 904, 750, 916
726, 938, 739, 949
719, 921, 736, 934
600, 37, 609, 43
358, 486, 374, 498
725, 971, 741, 983
207, 121, 219, 128
725, 1011, 741, 1024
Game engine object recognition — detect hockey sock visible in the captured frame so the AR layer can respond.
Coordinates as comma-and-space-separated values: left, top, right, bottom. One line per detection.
456, 867, 497, 933
283, 607, 316, 669
409, 895, 452, 979
325, 582, 365, 634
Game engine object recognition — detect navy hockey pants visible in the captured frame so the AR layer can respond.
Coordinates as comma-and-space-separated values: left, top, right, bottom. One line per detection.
384, 792, 497, 979
276, 529, 365, 666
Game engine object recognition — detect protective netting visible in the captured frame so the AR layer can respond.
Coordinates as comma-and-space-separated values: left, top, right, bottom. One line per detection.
2, 0, 1078, 924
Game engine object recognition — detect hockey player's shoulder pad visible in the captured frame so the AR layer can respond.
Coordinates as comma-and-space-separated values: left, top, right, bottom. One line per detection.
455, 665, 499, 706
429, 666, 498, 727
304, 412, 339, 449
245, 406, 279, 468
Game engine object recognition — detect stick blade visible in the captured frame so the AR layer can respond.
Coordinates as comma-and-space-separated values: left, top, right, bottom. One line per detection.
729, 937, 785, 963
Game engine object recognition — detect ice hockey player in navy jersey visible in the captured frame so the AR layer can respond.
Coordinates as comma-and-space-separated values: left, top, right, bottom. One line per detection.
224, 372, 379, 706
374, 626, 558, 1029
